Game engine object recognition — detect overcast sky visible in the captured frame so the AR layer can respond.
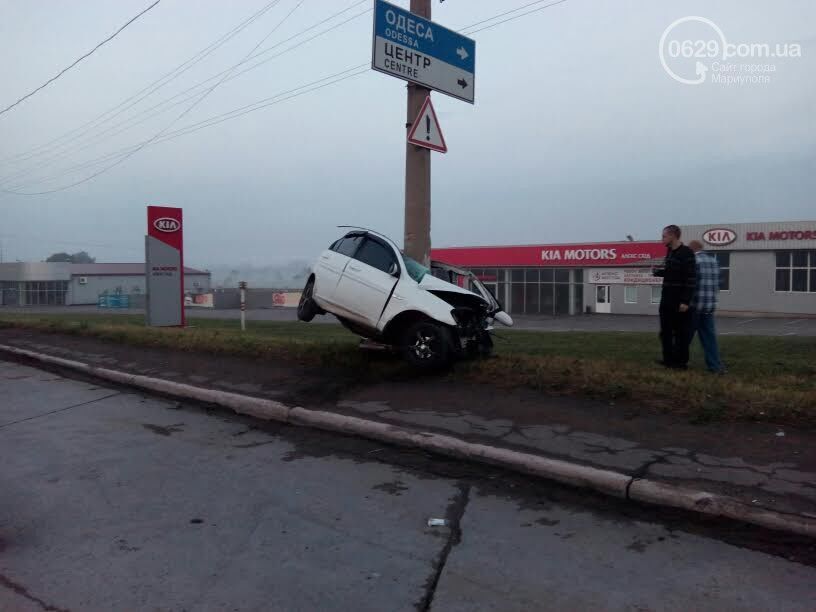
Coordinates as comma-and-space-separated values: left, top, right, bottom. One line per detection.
0, 0, 813, 268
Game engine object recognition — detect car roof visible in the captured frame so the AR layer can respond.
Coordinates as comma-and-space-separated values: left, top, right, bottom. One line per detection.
338, 227, 400, 250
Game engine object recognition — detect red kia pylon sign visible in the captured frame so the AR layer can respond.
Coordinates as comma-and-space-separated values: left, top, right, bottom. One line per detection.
432, 242, 666, 268
145, 206, 184, 326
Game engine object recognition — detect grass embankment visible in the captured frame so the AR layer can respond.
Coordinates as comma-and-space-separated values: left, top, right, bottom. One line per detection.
1, 313, 814, 424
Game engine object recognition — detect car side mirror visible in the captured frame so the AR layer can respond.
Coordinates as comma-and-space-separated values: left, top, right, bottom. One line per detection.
389, 262, 399, 277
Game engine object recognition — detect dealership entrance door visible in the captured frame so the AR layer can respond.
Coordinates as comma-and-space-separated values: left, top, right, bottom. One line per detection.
595, 285, 611, 313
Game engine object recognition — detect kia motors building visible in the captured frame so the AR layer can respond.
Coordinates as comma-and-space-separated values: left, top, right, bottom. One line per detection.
0, 262, 211, 306
431, 220, 816, 317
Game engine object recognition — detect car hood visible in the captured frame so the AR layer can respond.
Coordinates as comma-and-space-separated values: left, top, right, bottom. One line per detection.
418, 273, 486, 300
429, 260, 504, 315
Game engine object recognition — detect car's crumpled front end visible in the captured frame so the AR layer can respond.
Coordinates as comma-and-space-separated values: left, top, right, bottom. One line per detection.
422, 262, 513, 356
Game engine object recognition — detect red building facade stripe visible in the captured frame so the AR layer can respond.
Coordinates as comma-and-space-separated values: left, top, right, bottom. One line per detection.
431, 242, 666, 268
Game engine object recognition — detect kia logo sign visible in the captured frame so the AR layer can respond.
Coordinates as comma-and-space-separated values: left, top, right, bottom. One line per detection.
702, 228, 736, 246
153, 217, 181, 233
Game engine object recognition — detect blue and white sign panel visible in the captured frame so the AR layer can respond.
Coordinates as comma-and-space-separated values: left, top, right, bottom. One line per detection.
372, 0, 475, 104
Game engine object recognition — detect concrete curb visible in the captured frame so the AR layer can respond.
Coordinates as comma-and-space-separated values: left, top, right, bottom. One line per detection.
2, 343, 815, 539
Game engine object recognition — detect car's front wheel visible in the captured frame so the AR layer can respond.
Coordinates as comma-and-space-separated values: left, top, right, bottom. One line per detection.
297, 278, 318, 322
401, 320, 453, 370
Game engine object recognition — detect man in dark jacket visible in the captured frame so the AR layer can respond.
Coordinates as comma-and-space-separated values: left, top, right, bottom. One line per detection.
652, 225, 696, 369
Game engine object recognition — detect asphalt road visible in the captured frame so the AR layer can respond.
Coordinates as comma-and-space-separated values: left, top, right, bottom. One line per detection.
2, 359, 815, 611
3, 305, 816, 336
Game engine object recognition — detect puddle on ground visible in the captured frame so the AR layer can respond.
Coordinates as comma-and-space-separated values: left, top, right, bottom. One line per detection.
142, 423, 184, 436
372, 480, 410, 496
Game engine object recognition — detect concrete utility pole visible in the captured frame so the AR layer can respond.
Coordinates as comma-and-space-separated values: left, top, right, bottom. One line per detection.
404, 0, 432, 266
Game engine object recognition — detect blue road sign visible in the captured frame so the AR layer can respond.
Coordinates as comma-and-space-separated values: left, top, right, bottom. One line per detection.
371, 0, 476, 103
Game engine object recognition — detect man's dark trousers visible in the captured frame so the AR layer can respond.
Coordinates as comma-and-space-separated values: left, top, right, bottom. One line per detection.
659, 302, 691, 367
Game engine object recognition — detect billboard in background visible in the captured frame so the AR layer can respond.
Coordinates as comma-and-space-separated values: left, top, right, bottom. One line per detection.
145, 206, 184, 326
272, 291, 302, 307
189, 293, 214, 308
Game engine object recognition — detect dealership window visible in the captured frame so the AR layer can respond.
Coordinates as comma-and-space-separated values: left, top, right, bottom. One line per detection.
625, 286, 638, 304
525, 280, 541, 313
651, 286, 662, 304
775, 251, 816, 293
507, 267, 576, 315
540, 283, 555, 313
572, 283, 583, 315
713, 252, 730, 291
553, 283, 568, 314
540, 269, 554, 282
511, 282, 525, 313
18, 280, 69, 306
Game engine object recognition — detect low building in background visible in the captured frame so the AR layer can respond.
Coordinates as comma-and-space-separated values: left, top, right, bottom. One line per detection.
0, 262, 211, 306
432, 220, 816, 317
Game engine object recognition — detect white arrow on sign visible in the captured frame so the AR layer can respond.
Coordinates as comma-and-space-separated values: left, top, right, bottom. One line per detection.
456, 46, 469, 61
407, 96, 447, 153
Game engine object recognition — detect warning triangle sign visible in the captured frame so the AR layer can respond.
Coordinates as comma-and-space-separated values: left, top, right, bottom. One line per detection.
407, 96, 447, 153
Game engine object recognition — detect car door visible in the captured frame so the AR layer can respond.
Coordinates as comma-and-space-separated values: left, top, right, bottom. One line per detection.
332, 235, 400, 328
313, 233, 364, 307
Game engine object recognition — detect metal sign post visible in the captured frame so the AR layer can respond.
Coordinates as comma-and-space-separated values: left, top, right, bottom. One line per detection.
239, 281, 247, 332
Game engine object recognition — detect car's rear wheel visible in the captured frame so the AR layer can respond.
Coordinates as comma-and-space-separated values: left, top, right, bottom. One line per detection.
297, 278, 318, 322
401, 320, 453, 370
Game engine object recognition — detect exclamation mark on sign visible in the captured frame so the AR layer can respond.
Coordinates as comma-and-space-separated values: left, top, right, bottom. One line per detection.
425, 115, 431, 141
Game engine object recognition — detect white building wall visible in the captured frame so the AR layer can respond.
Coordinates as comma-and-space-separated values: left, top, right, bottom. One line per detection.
69, 276, 145, 305
721, 252, 816, 315
581, 252, 816, 317
68, 274, 211, 305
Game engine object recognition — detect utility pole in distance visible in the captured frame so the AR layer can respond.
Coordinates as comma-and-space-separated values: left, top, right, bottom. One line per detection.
404, 0, 432, 266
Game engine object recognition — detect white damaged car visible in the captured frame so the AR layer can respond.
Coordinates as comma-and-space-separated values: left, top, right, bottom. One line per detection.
298, 229, 513, 368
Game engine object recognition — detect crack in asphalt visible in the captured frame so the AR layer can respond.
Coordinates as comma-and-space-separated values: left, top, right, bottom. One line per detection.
579, 444, 631, 457
0, 392, 121, 429
416, 483, 471, 612
0, 573, 71, 612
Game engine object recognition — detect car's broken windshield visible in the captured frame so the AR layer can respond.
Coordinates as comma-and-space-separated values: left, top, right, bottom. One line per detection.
402, 254, 428, 283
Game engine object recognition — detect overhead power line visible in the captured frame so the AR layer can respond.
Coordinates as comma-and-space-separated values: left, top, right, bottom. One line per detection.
0, 3, 373, 189
0, 0, 163, 117
2, 0, 304, 196
462, 0, 570, 35
2, 64, 371, 193
2, 0, 572, 195
0, 0, 285, 167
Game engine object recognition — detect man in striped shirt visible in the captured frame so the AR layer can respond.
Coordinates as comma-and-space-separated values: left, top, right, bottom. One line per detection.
689, 240, 725, 374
